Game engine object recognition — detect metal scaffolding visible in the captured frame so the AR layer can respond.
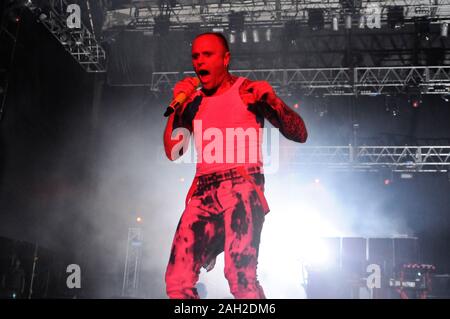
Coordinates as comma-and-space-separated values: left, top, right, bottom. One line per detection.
122, 227, 143, 298
150, 66, 450, 96
104, 0, 450, 31
281, 145, 450, 172
26, 0, 106, 73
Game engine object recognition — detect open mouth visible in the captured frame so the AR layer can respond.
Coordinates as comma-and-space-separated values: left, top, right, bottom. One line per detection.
198, 69, 210, 77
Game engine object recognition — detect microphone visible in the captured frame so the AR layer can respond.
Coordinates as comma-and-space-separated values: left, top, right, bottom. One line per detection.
164, 77, 201, 117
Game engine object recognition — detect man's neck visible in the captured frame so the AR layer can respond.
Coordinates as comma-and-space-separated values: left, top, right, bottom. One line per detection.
202, 73, 237, 97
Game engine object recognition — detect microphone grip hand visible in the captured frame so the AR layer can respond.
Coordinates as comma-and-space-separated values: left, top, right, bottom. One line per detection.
163, 107, 175, 117
164, 77, 200, 117
164, 92, 187, 117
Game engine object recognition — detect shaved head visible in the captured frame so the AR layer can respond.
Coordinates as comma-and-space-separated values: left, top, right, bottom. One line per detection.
194, 32, 230, 54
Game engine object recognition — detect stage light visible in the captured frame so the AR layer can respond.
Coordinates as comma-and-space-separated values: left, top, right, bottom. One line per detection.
409, 94, 422, 108
229, 31, 236, 44
241, 30, 247, 43
252, 29, 259, 43
344, 14, 352, 29
136, 217, 142, 223
228, 11, 245, 33
358, 15, 365, 29
39, 13, 47, 21
265, 28, 272, 42
387, 6, 404, 30
381, 167, 394, 185
308, 9, 324, 31
441, 94, 450, 102
441, 22, 448, 37
365, 2, 381, 29
332, 16, 339, 31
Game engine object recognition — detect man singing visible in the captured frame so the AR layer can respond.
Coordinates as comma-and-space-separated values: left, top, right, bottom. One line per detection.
163, 32, 308, 299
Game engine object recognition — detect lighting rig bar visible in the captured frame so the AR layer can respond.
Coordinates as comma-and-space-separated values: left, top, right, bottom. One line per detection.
282, 145, 450, 173
150, 66, 450, 96
26, 0, 106, 73
104, 0, 450, 31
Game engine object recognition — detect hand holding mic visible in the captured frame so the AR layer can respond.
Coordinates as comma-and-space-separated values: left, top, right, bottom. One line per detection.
164, 77, 201, 117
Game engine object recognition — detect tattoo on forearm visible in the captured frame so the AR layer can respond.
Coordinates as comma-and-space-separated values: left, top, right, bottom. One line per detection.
240, 80, 307, 143
267, 97, 308, 142
250, 98, 307, 143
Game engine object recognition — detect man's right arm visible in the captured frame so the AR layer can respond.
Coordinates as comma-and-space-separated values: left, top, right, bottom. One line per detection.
163, 111, 191, 161
163, 77, 203, 160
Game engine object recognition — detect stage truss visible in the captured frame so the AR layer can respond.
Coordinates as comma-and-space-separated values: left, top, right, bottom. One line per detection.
150, 66, 450, 96
25, 0, 106, 73
104, 0, 450, 31
280, 145, 450, 173
122, 227, 143, 297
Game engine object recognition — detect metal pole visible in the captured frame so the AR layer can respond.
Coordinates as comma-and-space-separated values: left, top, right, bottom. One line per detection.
122, 230, 131, 296
0, 9, 22, 123
85, 0, 96, 39
28, 243, 38, 299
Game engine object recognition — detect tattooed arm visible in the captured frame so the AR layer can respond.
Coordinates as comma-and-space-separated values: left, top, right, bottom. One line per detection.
240, 79, 308, 143
163, 110, 191, 161
163, 77, 205, 160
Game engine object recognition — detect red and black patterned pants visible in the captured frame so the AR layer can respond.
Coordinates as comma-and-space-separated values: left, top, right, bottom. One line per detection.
165, 167, 268, 299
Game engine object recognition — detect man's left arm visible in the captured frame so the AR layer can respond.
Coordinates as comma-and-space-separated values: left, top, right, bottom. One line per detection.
241, 80, 308, 143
